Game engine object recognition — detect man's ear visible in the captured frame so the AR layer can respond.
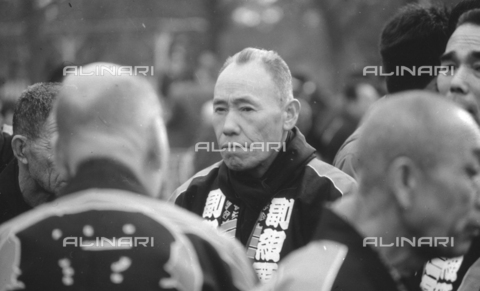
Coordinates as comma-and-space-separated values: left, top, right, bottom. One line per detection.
12, 135, 29, 165
388, 156, 419, 211
145, 120, 163, 171
283, 98, 301, 131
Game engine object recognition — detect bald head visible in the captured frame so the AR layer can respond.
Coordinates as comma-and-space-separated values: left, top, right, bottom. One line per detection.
60, 63, 161, 138
355, 90, 480, 257
56, 63, 168, 197
357, 90, 478, 191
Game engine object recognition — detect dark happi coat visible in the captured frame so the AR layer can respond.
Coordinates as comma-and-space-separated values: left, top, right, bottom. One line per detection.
0, 159, 257, 291
260, 208, 412, 291
173, 128, 357, 282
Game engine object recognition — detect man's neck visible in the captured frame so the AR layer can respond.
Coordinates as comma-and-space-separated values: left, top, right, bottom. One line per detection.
246, 151, 281, 179
331, 194, 425, 277
244, 131, 290, 179
17, 163, 52, 207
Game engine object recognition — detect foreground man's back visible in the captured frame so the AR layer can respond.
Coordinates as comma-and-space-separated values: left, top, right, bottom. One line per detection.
0, 63, 257, 291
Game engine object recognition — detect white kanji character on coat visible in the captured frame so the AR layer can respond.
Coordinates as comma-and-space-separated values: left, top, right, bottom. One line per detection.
265, 198, 294, 230
253, 262, 278, 283
202, 189, 226, 220
255, 229, 286, 262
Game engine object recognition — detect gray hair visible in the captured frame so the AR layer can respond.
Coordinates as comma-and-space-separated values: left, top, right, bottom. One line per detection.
13, 82, 61, 139
219, 47, 293, 106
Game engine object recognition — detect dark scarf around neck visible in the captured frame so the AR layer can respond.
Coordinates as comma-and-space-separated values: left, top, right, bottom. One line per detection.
218, 127, 316, 212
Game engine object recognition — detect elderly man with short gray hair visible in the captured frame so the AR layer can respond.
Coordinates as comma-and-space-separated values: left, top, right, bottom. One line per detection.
173, 47, 357, 282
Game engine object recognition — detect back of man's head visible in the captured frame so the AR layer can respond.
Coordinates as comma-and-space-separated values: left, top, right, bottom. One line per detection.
357, 91, 471, 190
380, 4, 449, 93
356, 91, 480, 257
13, 82, 61, 139
56, 63, 168, 197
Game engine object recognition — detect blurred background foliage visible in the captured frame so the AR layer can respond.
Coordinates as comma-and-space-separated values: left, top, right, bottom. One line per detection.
0, 0, 459, 95
0, 0, 462, 194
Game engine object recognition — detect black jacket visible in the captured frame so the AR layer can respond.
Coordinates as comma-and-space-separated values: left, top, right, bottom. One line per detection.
0, 158, 258, 291
173, 128, 357, 282
0, 158, 30, 225
260, 208, 414, 291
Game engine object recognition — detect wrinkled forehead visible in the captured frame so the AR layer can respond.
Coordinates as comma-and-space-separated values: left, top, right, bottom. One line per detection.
214, 62, 281, 104
446, 24, 480, 55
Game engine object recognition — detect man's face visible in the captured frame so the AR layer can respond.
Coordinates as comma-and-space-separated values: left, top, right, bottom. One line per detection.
413, 114, 480, 257
212, 61, 286, 176
438, 24, 480, 123
26, 113, 67, 197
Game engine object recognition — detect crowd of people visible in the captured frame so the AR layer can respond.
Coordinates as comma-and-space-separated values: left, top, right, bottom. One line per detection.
2, 1, 480, 291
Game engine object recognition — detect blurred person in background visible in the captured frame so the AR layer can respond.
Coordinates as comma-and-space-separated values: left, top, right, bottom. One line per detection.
258, 92, 480, 291
162, 39, 212, 149
160, 45, 220, 195
437, 8, 480, 125
426, 7, 480, 291
319, 78, 379, 164
192, 100, 222, 174
0, 82, 66, 225
0, 63, 258, 291
1, 99, 16, 134
333, 3, 450, 178
47, 62, 77, 83
172, 47, 356, 282
333, 3, 480, 291
0, 61, 29, 103
291, 72, 331, 157
290, 73, 313, 139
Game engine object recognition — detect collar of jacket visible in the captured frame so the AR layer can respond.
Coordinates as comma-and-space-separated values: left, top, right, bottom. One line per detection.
218, 127, 316, 212
59, 158, 149, 197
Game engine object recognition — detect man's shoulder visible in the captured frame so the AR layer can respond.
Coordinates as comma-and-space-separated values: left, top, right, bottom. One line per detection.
0, 187, 251, 248
0, 157, 17, 186
332, 125, 362, 179
0, 133, 17, 210
303, 158, 357, 196
0, 158, 30, 225
261, 236, 399, 291
169, 161, 222, 202
0, 188, 257, 291
0, 188, 224, 236
257, 240, 349, 291
0, 131, 14, 173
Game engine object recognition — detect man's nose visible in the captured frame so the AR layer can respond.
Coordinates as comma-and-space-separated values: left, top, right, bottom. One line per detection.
449, 66, 470, 96
222, 111, 241, 136
474, 177, 480, 209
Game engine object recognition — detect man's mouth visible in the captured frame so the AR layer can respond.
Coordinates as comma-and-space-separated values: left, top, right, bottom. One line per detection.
221, 142, 249, 149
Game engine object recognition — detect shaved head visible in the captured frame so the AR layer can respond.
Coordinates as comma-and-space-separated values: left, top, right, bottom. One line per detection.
357, 90, 478, 190
55, 63, 168, 197
355, 90, 480, 257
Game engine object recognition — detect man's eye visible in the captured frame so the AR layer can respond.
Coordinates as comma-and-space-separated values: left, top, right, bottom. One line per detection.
441, 63, 456, 72
467, 166, 479, 178
214, 107, 226, 113
240, 107, 254, 112
473, 64, 480, 72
